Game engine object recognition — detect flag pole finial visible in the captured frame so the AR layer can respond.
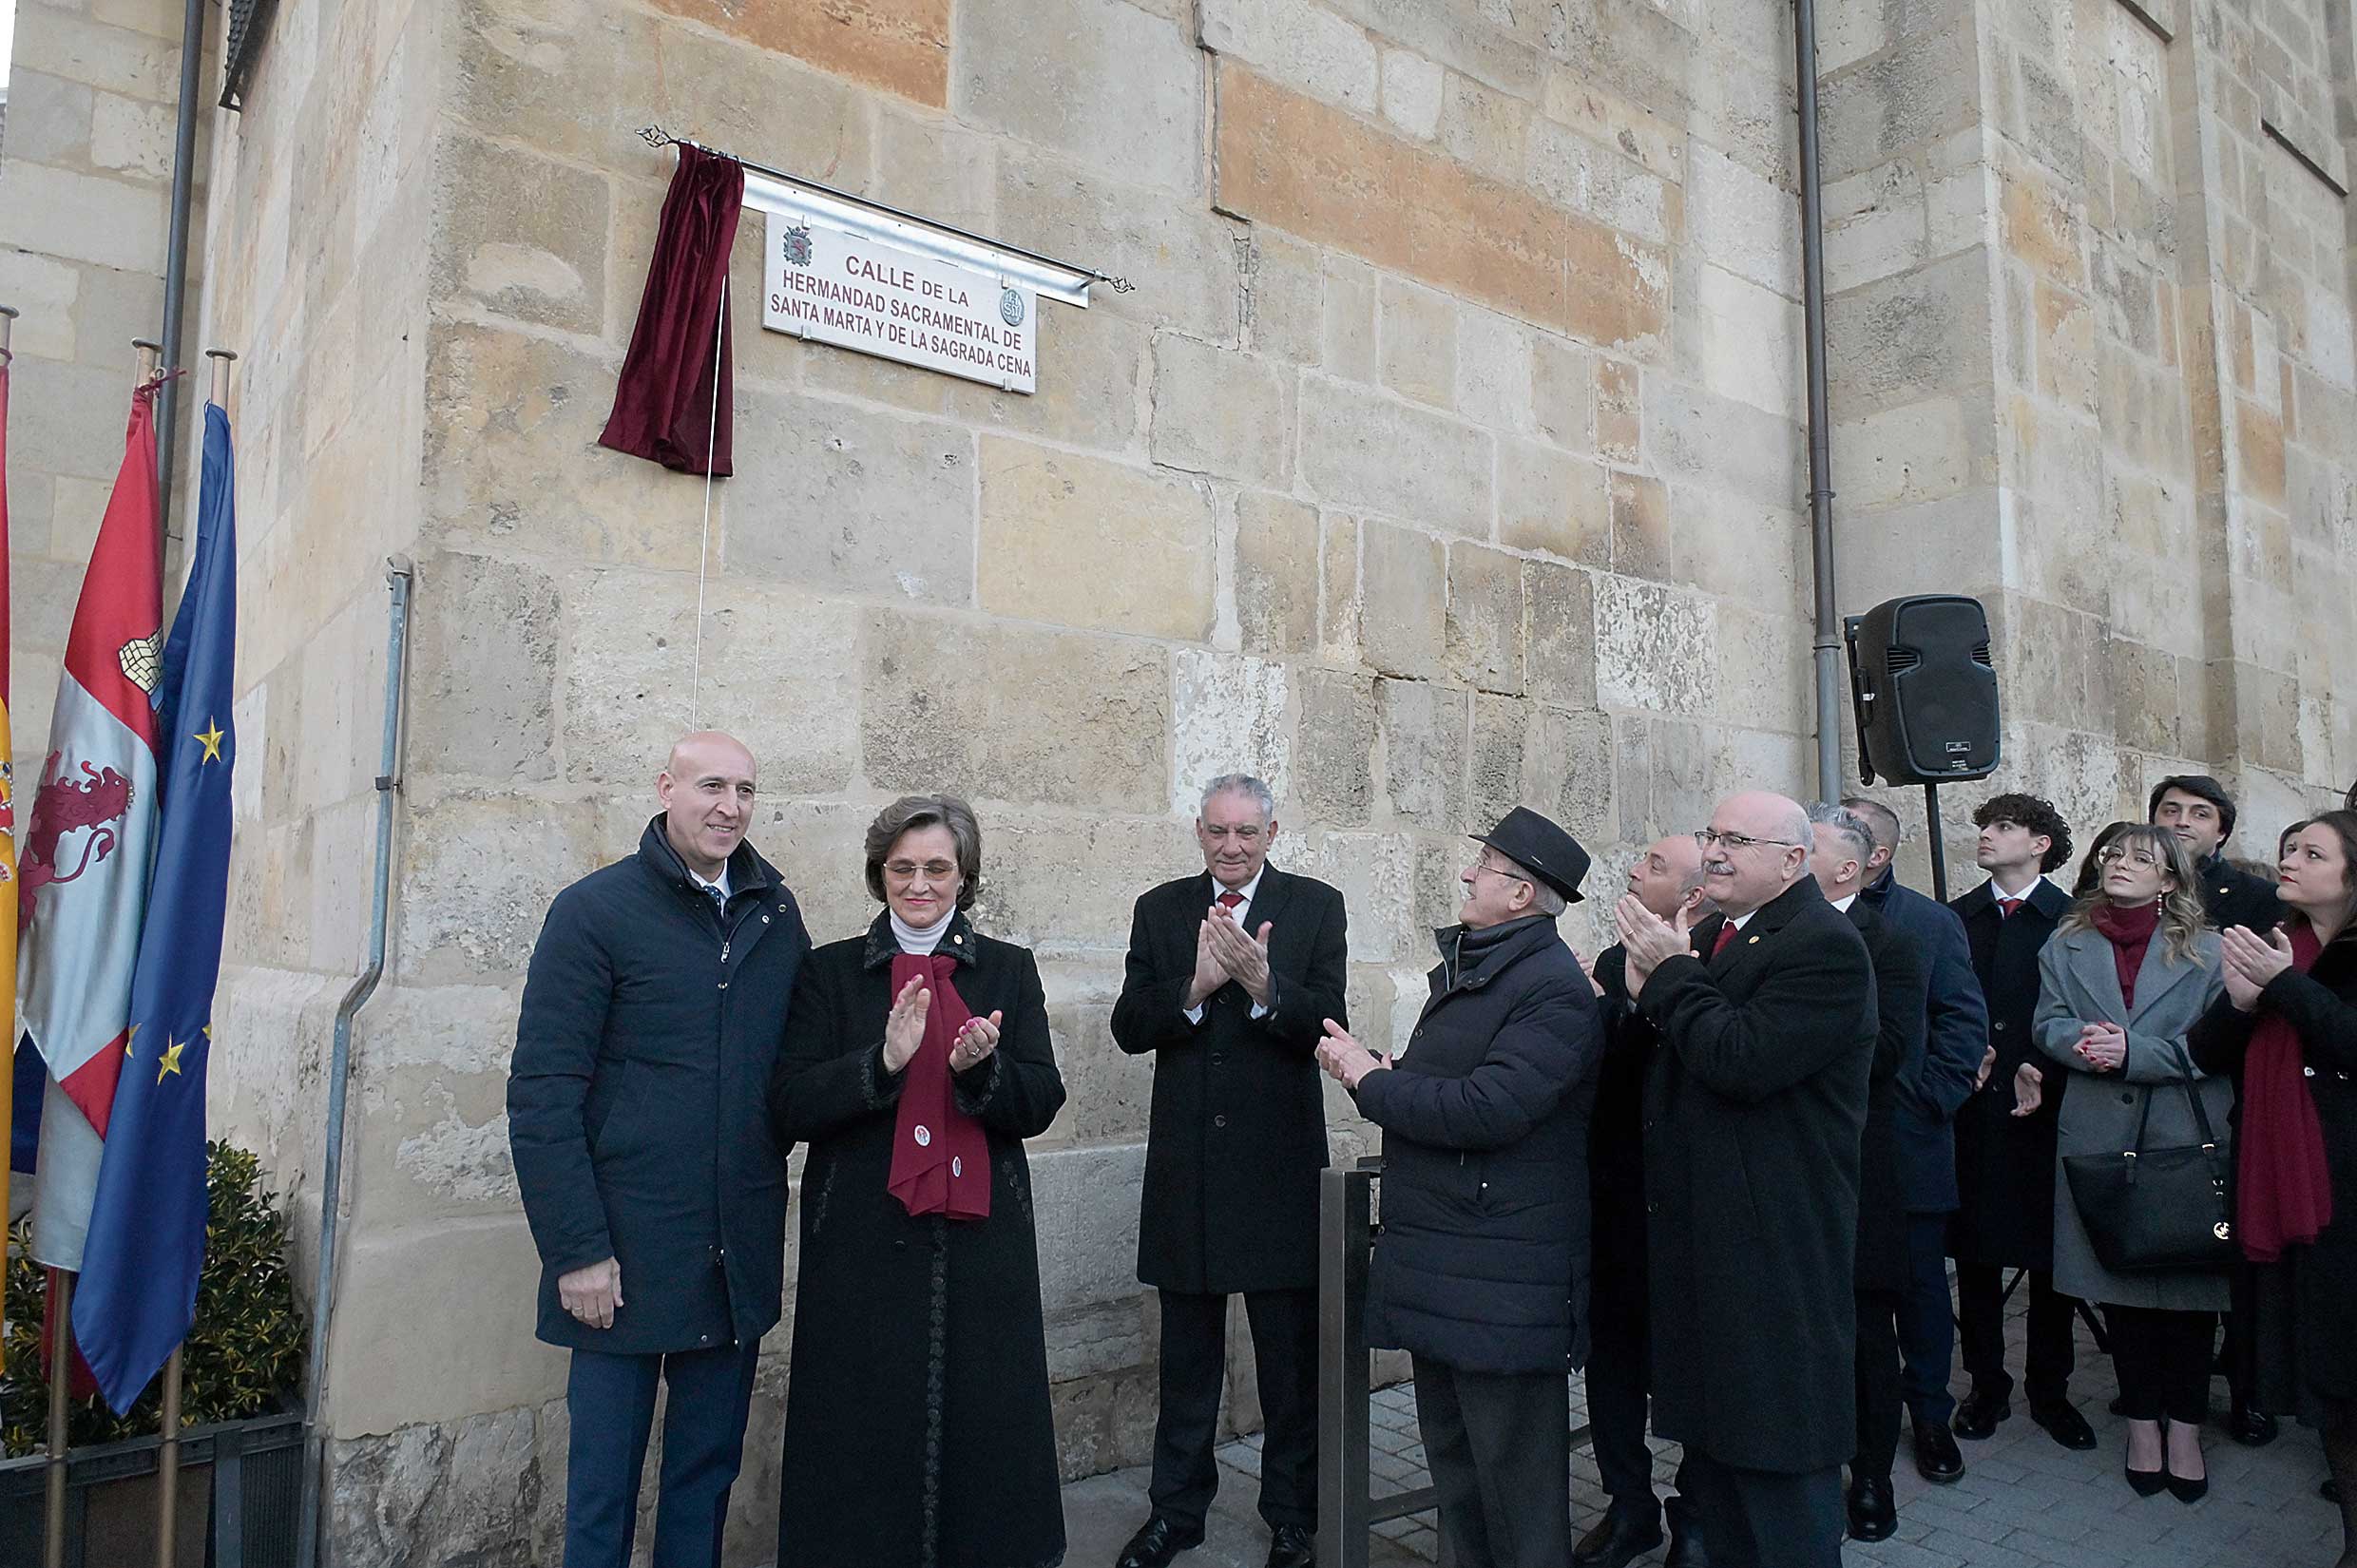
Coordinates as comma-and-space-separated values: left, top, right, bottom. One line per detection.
205, 349, 238, 411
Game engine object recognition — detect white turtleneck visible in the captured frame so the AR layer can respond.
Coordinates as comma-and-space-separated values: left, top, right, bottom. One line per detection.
891, 908, 954, 954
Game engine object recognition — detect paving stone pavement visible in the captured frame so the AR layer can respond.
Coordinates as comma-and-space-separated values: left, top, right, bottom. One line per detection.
1063, 1281, 2344, 1567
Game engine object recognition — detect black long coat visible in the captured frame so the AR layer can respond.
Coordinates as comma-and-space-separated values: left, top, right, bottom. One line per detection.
2189, 934, 2357, 1400
1356, 916, 1602, 1373
1638, 876, 1876, 1474
508, 819, 810, 1354
1110, 866, 1348, 1294
772, 912, 1067, 1568
1947, 877, 2072, 1268
1587, 944, 1657, 1328
1850, 900, 1926, 1295
1860, 870, 1988, 1214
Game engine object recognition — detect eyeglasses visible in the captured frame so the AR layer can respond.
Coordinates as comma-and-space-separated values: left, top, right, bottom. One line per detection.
1694, 828, 1800, 852
2095, 846, 2161, 868
884, 859, 959, 882
1468, 856, 1530, 884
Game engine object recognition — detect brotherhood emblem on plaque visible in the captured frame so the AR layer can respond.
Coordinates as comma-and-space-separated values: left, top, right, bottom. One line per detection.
782, 224, 814, 268
1000, 287, 1025, 327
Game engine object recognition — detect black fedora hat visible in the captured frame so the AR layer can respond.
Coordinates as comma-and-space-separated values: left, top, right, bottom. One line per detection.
1469, 807, 1590, 905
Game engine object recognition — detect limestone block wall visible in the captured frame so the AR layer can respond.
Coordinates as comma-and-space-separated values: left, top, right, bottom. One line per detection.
1819, 0, 2357, 874
307, 0, 1820, 1559
0, 0, 207, 782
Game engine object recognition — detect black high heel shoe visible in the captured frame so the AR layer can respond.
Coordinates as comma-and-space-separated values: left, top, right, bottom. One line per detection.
2125, 1459, 2168, 1498
2162, 1419, 2208, 1502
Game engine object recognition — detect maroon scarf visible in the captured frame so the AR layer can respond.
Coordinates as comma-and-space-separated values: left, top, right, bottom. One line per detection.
886, 953, 991, 1221
2239, 922, 2334, 1262
2091, 899, 2160, 1009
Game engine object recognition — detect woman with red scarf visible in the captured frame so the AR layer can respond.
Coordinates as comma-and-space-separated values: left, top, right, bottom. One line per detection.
2031, 824, 2229, 1501
2192, 811, 2357, 1565
772, 795, 1068, 1568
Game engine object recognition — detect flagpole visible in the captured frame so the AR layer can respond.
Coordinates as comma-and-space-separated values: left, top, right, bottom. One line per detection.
155, 1347, 183, 1567
0, 299, 15, 1384
45, 1269, 70, 1568
205, 348, 236, 415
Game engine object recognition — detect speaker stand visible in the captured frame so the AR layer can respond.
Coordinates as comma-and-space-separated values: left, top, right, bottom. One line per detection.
1923, 780, 1949, 902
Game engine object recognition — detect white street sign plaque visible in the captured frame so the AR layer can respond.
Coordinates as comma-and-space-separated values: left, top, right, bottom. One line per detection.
763, 214, 1039, 394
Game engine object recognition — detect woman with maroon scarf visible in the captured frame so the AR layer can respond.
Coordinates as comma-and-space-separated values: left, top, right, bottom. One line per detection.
2193, 811, 2357, 1565
2031, 825, 2229, 1501
772, 795, 1068, 1568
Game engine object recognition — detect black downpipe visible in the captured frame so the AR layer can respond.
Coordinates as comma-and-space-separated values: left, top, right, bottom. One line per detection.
158, 0, 207, 551
1795, 0, 1843, 802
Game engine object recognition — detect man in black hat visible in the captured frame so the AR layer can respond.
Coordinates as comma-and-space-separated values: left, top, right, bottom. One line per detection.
1316, 807, 1603, 1568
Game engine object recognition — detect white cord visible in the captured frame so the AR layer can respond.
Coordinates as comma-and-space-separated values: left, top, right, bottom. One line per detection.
691, 272, 726, 727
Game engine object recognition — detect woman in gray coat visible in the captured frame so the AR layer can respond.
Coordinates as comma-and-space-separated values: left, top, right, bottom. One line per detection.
2030, 824, 2230, 1501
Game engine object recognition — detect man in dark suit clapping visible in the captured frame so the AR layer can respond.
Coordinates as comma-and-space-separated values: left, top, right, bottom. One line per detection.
1615, 791, 1877, 1568
1110, 774, 1349, 1568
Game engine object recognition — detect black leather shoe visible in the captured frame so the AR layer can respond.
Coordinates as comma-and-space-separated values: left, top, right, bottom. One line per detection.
2230, 1398, 2279, 1446
1117, 1514, 1202, 1568
1572, 1508, 1663, 1568
2029, 1399, 2098, 1450
1952, 1385, 2011, 1440
2125, 1459, 2167, 1498
2323, 1477, 2341, 1503
1846, 1472, 1897, 1541
1912, 1418, 1964, 1483
1264, 1523, 1313, 1568
1663, 1512, 1710, 1568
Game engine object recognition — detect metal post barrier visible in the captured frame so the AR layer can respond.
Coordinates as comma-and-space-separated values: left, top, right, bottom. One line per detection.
1317, 1157, 1592, 1568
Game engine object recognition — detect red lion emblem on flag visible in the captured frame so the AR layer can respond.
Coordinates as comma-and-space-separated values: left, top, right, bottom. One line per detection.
19, 751, 137, 924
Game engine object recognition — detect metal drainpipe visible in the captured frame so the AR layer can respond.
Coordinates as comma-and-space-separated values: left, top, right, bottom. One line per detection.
297, 557, 415, 1568
1795, 0, 1844, 801
157, 0, 207, 547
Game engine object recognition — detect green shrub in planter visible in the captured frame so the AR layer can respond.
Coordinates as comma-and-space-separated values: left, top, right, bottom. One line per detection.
1, 1140, 305, 1457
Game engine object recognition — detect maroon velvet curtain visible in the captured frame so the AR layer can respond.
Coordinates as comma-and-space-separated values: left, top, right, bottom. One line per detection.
599, 143, 744, 476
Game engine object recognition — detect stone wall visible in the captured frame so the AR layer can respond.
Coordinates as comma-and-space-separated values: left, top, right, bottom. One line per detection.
6, 2, 2357, 1566
1822, 0, 2357, 871
0, 0, 209, 779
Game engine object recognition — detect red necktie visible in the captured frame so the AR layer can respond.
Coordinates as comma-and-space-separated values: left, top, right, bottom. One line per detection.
1217, 890, 1244, 911
1711, 921, 1739, 959
1998, 897, 2022, 919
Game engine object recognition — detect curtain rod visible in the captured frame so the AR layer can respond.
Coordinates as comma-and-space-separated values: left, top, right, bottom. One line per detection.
637, 124, 1133, 300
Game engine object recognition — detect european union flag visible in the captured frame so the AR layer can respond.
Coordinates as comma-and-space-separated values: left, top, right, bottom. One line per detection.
74, 400, 238, 1412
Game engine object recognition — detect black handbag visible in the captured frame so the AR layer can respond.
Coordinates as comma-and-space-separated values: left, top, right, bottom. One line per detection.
2062, 1080, 2235, 1273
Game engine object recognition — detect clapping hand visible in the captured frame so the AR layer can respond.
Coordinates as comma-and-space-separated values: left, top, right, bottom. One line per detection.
1314, 1019, 1389, 1091
2074, 1021, 2126, 1072
884, 973, 931, 1072
2220, 925, 2294, 1011
2011, 1062, 2044, 1117
1204, 905, 1275, 1007
950, 1010, 1004, 1073
1186, 918, 1231, 1009
1613, 894, 1693, 996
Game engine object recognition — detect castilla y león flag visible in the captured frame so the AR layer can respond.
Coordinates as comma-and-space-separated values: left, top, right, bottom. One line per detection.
23, 381, 163, 1272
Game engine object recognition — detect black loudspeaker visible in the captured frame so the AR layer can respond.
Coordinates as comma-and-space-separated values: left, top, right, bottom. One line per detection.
1844, 595, 2001, 786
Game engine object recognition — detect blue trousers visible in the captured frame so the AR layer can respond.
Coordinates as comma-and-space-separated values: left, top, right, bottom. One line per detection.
565, 1339, 761, 1568
1679, 1454, 1841, 1568
1898, 1214, 1958, 1425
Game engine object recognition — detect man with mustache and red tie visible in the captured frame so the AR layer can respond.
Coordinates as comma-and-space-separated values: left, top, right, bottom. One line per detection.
1111, 774, 1349, 1568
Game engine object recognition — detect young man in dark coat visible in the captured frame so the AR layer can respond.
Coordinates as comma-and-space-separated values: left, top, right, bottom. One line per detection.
1947, 794, 2094, 1451
1805, 804, 1928, 1544
2151, 772, 2283, 1445
1844, 795, 1989, 1483
508, 732, 811, 1568
1579, 835, 1712, 1568
1110, 774, 1349, 1568
1316, 807, 1602, 1568
1614, 791, 1876, 1568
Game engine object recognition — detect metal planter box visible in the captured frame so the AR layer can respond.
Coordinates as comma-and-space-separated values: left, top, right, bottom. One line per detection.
0, 1411, 300, 1568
